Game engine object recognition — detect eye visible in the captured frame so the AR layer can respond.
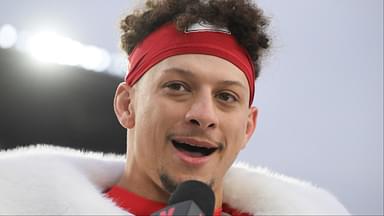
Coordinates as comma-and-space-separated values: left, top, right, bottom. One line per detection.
216, 92, 238, 103
164, 81, 189, 92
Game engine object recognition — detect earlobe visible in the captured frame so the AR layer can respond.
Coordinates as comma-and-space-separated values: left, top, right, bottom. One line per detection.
113, 82, 135, 129
241, 107, 258, 149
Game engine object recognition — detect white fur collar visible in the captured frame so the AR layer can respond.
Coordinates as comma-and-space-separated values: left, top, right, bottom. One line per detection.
0, 145, 349, 215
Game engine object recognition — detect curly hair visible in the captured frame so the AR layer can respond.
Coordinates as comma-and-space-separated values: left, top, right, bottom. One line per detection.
120, 0, 270, 79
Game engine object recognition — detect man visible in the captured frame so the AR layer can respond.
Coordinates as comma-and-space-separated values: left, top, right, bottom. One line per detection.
0, 0, 349, 215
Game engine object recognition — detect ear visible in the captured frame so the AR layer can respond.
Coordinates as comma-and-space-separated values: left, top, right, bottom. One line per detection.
241, 106, 258, 149
114, 82, 135, 129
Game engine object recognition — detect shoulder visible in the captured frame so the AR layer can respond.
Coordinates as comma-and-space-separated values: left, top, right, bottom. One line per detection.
0, 145, 127, 215
223, 162, 350, 215
0, 144, 125, 190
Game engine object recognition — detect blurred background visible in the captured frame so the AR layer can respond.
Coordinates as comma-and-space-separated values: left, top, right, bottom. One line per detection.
0, 0, 382, 215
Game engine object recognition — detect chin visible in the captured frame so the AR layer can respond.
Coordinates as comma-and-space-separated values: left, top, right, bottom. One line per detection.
160, 170, 215, 194
160, 173, 215, 193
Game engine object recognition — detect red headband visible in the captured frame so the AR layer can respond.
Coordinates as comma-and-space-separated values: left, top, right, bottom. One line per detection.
125, 23, 255, 106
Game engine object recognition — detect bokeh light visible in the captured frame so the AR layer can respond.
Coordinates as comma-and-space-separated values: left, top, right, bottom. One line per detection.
0, 24, 126, 75
0, 24, 18, 49
81, 45, 111, 72
25, 31, 112, 72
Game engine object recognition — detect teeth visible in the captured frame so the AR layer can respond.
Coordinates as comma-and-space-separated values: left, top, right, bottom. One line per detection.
184, 142, 204, 148
172, 140, 217, 156
181, 142, 204, 148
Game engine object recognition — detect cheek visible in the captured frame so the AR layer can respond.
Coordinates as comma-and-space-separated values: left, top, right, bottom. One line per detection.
135, 97, 186, 150
155, 98, 189, 120
222, 113, 248, 145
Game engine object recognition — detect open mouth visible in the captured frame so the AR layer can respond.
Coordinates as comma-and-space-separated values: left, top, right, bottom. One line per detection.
172, 140, 218, 157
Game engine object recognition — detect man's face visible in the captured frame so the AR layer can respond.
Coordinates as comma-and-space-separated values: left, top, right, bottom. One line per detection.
124, 54, 257, 194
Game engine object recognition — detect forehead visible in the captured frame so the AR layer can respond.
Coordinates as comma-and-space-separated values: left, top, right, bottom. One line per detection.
146, 54, 250, 88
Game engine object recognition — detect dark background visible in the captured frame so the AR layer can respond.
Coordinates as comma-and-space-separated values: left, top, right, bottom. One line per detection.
0, 48, 125, 153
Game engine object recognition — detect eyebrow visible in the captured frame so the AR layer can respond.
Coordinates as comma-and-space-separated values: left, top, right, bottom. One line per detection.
162, 67, 247, 89
219, 80, 247, 90
162, 67, 195, 78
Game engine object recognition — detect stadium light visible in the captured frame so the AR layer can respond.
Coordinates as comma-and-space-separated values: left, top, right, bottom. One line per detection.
25, 31, 112, 72
81, 45, 111, 72
27, 31, 81, 65
1, 24, 125, 75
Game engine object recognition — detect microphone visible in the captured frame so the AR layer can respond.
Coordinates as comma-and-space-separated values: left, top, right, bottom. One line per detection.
151, 180, 215, 216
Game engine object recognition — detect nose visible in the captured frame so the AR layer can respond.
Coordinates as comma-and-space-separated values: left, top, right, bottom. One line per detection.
185, 93, 219, 130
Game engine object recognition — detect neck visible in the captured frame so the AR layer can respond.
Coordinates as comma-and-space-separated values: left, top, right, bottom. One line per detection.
117, 158, 170, 203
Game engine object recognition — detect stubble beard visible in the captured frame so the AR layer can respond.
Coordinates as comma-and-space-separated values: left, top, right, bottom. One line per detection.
159, 172, 178, 194
159, 168, 215, 194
